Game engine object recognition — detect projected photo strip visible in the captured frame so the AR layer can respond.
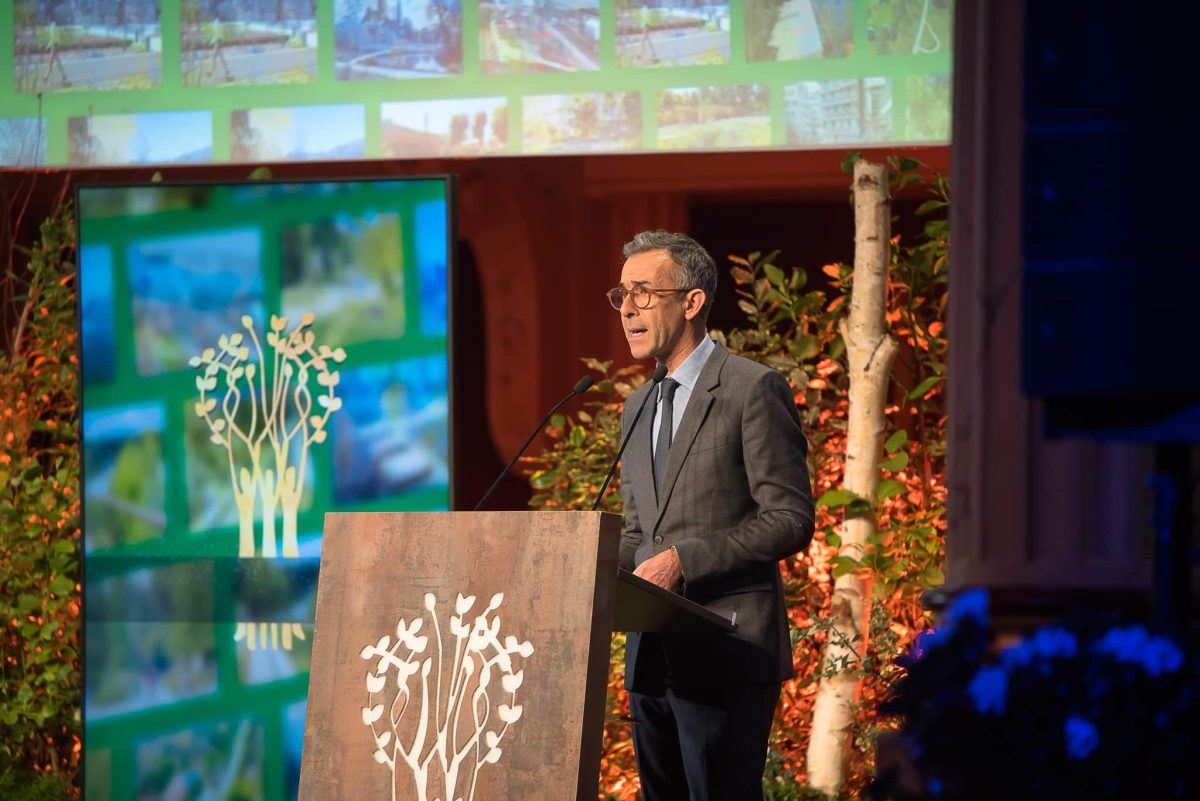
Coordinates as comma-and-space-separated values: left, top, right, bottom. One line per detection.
79, 178, 451, 801
2, 0, 952, 167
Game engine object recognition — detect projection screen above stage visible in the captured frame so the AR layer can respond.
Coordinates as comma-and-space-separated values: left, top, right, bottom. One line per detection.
2, 0, 952, 167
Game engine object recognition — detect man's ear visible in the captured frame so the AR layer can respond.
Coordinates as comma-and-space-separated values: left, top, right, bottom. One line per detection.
683, 288, 707, 321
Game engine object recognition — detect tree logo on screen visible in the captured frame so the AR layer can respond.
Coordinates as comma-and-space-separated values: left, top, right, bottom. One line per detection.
190, 312, 346, 559
360, 591, 535, 801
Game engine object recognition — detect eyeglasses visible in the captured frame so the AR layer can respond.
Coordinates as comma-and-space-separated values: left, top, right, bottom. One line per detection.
606, 285, 690, 310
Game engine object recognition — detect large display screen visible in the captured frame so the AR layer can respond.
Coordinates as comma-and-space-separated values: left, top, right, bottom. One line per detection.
79, 177, 452, 801
2, 0, 953, 166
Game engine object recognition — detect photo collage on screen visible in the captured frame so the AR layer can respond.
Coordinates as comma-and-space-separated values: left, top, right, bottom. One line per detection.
2, 0, 953, 167
79, 178, 451, 801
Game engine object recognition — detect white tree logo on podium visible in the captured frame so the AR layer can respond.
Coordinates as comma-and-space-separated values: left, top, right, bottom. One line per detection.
360, 592, 535, 801
190, 312, 346, 559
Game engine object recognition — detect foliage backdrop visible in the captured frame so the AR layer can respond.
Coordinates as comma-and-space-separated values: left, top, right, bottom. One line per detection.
0, 192, 82, 791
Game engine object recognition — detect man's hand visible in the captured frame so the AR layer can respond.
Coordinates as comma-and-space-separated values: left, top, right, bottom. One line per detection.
633, 547, 683, 591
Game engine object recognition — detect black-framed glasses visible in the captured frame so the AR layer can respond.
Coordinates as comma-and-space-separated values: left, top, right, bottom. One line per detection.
606, 285, 690, 310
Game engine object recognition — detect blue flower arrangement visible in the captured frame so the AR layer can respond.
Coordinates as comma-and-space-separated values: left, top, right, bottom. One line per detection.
870, 589, 1199, 801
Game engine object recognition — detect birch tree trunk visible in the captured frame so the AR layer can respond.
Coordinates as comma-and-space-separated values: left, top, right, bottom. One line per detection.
805, 159, 899, 795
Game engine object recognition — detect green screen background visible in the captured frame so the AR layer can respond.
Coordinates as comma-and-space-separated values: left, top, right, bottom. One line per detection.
80, 178, 451, 801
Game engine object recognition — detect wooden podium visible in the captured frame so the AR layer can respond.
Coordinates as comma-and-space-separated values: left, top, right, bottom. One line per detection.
298, 511, 732, 801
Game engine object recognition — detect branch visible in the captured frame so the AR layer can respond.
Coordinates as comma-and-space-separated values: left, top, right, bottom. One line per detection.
288, 376, 313, 443
243, 323, 272, 448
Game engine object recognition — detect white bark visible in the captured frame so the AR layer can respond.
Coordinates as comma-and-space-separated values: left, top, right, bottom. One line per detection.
806, 160, 899, 794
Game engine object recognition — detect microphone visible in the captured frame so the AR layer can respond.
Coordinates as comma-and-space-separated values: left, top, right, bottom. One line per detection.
591, 364, 667, 511
473, 374, 595, 511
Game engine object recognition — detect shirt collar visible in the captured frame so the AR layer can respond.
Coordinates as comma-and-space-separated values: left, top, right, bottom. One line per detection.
662, 335, 715, 394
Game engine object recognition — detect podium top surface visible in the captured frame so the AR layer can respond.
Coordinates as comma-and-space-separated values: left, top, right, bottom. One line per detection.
614, 569, 737, 634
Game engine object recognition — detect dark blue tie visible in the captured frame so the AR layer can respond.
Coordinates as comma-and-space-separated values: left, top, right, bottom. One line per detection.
654, 378, 679, 495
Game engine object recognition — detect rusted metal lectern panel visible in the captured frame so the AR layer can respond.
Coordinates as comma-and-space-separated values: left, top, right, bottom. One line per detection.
299, 511, 621, 801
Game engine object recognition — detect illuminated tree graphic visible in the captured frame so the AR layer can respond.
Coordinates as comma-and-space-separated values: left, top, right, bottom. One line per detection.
233, 620, 308, 651
190, 312, 347, 558
360, 591, 535, 801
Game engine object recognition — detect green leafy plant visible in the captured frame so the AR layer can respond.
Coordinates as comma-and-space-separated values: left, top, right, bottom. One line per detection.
0, 769, 74, 801
527, 359, 649, 514
0, 194, 81, 790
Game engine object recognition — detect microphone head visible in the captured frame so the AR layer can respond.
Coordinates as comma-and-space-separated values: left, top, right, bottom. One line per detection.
651, 364, 668, 383
573, 374, 595, 394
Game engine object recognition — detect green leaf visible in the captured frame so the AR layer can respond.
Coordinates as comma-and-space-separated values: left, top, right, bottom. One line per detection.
921, 564, 945, 587
49, 575, 75, 595
860, 551, 885, 571
884, 429, 908, 454
840, 151, 863, 174
763, 263, 785, 289
876, 479, 905, 501
916, 199, 947, 216
830, 555, 861, 578
846, 498, 874, 516
824, 530, 842, 549
816, 488, 859, 509
17, 594, 38, 614
764, 353, 798, 373
880, 452, 909, 472
568, 426, 586, 447
788, 334, 820, 362
529, 470, 558, 490
907, 375, 941, 399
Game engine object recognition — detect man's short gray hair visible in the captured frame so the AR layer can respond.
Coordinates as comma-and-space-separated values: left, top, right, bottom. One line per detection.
622, 230, 717, 318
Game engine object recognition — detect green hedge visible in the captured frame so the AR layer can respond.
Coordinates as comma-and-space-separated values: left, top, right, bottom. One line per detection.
0, 197, 81, 789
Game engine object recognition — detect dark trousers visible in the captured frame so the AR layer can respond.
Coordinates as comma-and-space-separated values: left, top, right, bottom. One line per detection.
629, 683, 781, 801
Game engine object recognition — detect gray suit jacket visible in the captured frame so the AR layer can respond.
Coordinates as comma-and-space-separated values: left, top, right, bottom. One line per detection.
619, 342, 814, 691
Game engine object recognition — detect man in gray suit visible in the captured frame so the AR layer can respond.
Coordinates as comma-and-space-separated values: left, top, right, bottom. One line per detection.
610, 231, 814, 800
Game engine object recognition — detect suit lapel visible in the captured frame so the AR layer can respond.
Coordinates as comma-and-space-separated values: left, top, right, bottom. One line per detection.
625, 381, 657, 516
653, 344, 727, 530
